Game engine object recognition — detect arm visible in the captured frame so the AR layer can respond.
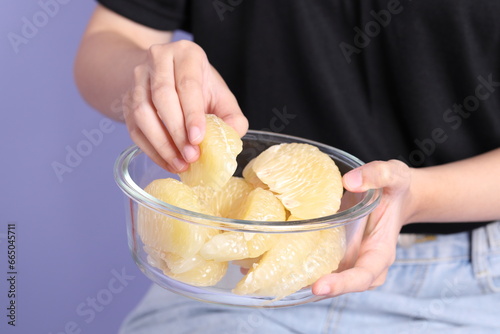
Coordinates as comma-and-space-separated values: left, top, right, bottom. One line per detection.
313, 148, 500, 297
74, 5, 171, 120
74, 5, 248, 172
410, 147, 500, 223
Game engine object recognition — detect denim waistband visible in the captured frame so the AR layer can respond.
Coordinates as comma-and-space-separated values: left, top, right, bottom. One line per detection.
395, 221, 500, 263
472, 221, 500, 293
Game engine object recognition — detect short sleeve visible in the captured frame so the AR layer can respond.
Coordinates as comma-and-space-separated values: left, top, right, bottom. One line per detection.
97, 0, 190, 31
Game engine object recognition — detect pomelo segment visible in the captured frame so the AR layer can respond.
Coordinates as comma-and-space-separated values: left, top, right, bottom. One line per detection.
200, 188, 285, 262
138, 178, 219, 257
138, 178, 226, 286
193, 177, 253, 219
242, 158, 268, 189
232, 231, 321, 296
180, 114, 242, 189
139, 122, 348, 295
233, 187, 286, 222
146, 247, 227, 287
163, 253, 205, 274
256, 227, 346, 299
165, 259, 228, 287
248, 143, 343, 219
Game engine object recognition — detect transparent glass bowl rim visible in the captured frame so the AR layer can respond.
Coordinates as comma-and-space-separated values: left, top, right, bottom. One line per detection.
114, 130, 382, 232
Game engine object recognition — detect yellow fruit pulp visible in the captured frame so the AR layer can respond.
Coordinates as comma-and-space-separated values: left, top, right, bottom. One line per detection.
180, 114, 242, 189
165, 259, 228, 287
146, 247, 227, 287
163, 252, 205, 274
234, 187, 286, 221
233, 231, 321, 296
245, 143, 343, 219
200, 188, 285, 262
193, 177, 253, 219
138, 178, 226, 286
254, 227, 346, 299
138, 116, 347, 296
242, 158, 269, 189
139, 178, 219, 257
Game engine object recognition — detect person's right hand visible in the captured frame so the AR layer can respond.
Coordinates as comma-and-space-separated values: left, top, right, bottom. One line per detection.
123, 40, 248, 172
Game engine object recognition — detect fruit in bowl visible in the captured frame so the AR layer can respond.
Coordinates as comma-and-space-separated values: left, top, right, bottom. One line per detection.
114, 115, 381, 307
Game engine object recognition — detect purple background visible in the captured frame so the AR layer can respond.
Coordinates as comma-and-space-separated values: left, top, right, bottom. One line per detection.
1, 2, 190, 333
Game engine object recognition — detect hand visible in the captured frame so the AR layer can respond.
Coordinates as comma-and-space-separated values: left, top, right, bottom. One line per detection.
122, 40, 248, 172
312, 160, 414, 297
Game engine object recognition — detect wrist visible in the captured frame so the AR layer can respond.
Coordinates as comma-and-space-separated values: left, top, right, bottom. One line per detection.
402, 166, 427, 225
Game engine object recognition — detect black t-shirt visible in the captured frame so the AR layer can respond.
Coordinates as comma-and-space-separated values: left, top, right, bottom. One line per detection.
97, 0, 500, 234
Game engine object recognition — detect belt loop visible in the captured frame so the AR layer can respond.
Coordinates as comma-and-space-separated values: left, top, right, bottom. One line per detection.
471, 225, 489, 292
468, 230, 473, 257
486, 221, 500, 250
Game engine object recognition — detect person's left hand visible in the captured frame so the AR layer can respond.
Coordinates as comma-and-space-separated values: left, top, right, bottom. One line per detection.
312, 160, 414, 297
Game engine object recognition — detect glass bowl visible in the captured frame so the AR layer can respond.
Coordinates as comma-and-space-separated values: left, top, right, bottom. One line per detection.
114, 130, 381, 308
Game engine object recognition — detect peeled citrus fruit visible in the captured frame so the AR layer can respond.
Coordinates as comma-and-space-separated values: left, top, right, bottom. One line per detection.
180, 114, 242, 189
201, 232, 279, 262
193, 177, 253, 218
138, 178, 219, 257
200, 188, 285, 262
254, 227, 346, 299
234, 187, 286, 221
138, 117, 348, 295
233, 231, 321, 296
242, 158, 268, 189
164, 259, 228, 287
243, 143, 343, 219
145, 247, 227, 286
138, 178, 227, 286
143, 247, 205, 275
163, 252, 205, 274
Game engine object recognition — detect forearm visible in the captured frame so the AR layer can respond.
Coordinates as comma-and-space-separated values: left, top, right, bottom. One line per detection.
409, 148, 500, 224
74, 5, 172, 121
74, 33, 146, 120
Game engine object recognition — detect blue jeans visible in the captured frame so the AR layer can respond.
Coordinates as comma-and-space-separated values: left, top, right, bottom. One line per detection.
120, 222, 500, 333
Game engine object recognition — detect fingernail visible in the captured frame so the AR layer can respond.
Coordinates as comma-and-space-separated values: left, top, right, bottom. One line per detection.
172, 158, 187, 172
189, 126, 202, 144
183, 145, 198, 163
344, 170, 363, 189
316, 285, 331, 296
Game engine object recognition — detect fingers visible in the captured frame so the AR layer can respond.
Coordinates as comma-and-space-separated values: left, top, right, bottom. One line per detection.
127, 123, 181, 172
173, 44, 208, 146
126, 40, 247, 171
312, 161, 412, 299
312, 268, 373, 296
149, 43, 203, 164
311, 202, 400, 297
343, 159, 410, 193
123, 66, 187, 172
370, 269, 388, 289
312, 246, 394, 297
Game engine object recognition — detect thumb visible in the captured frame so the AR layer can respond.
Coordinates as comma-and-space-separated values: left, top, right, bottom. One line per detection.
343, 160, 410, 192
